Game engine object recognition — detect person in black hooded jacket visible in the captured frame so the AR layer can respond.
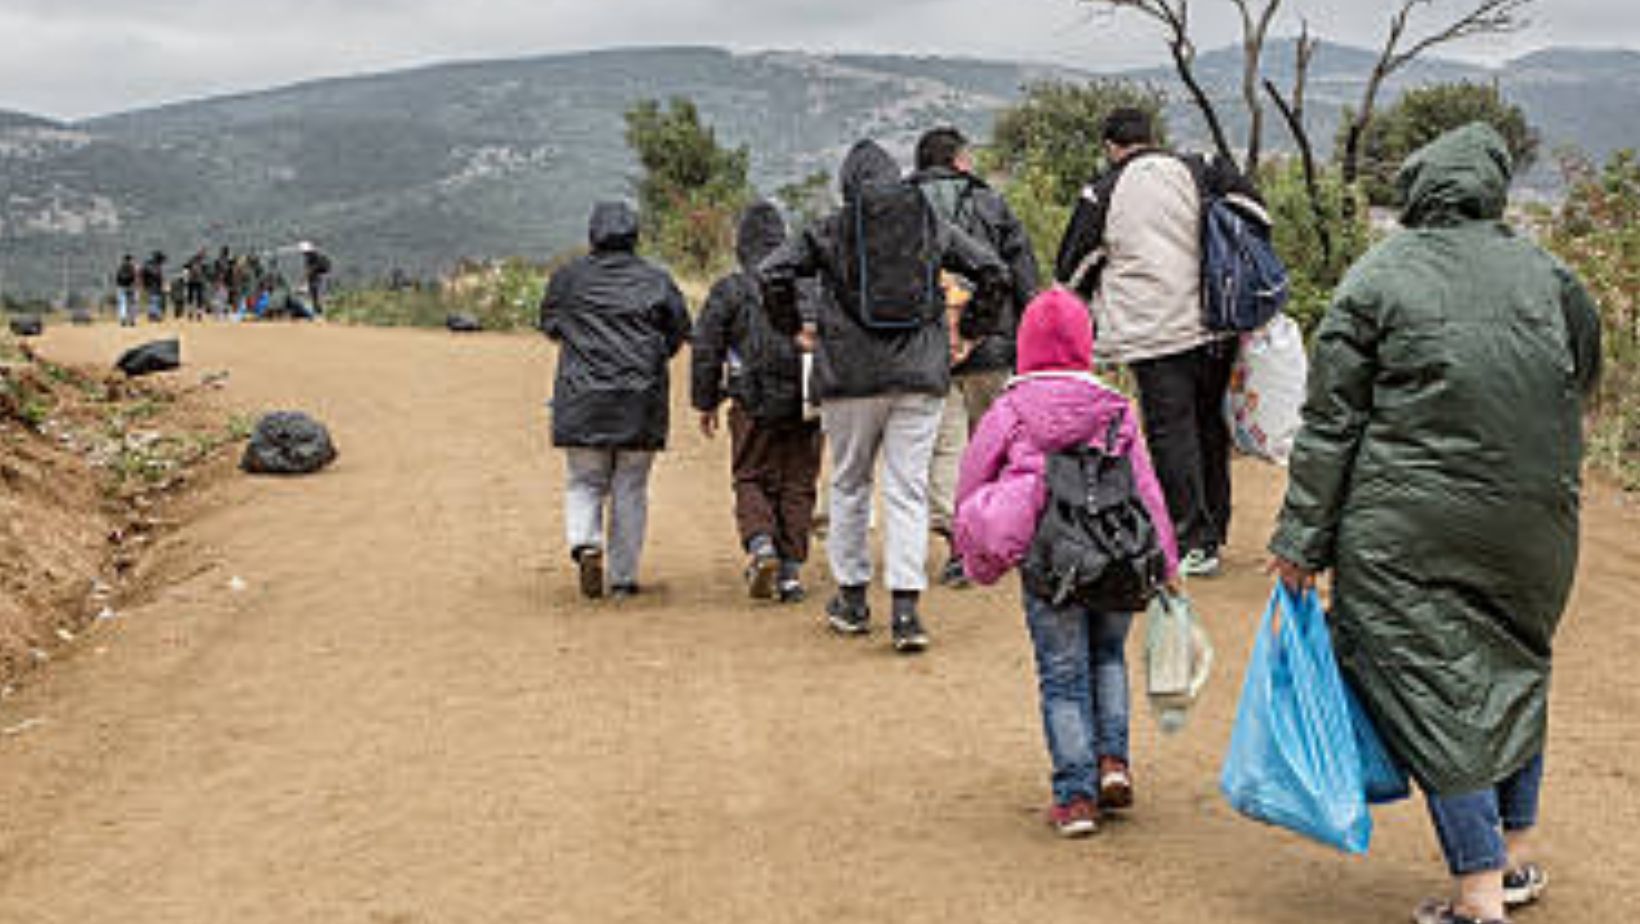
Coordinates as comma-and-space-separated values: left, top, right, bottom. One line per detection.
541, 201, 691, 600
692, 201, 824, 604
757, 139, 1009, 654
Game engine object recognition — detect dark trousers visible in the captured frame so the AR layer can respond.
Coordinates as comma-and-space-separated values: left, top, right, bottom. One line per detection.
1130, 339, 1237, 555
728, 404, 823, 563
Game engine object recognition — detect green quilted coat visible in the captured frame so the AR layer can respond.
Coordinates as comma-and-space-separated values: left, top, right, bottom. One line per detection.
1269, 124, 1603, 794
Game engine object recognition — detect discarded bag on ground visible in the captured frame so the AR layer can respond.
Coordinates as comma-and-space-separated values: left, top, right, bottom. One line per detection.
1225, 313, 1307, 465
241, 411, 338, 476
446, 313, 482, 333
70, 309, 94, 326
1145, 589, 1213, 733
116, 339, 181, 377
8, 315, 43, 337
1220, 584, 1386, 854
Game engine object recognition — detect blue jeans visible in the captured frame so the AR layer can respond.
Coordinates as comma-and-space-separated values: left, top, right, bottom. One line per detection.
1022, 588, 1132, 805
1424, 754, 1544, 876
116, 287, 134, 325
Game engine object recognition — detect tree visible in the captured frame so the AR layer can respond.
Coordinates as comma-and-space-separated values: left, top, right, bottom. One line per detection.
988, 79, 1170, 204
1345, 81, 1538, 206
623, 97, 754, 276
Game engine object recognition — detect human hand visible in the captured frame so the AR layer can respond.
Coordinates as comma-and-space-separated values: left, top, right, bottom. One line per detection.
699, 411, 719, 439
1265, 556, 1316, 594
795, 325, 817, 354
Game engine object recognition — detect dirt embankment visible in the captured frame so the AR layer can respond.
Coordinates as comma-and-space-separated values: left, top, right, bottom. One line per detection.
0, 334, 241, 691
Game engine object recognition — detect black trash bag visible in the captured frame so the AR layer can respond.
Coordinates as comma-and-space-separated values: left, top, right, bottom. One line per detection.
241, 411, 338, 476
446, 313, 482, 333
116, 338, 181, 377
70, 309, 94, 326
8, 315, 43, 337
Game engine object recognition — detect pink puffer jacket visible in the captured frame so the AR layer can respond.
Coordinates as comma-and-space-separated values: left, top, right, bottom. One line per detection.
954, 371, 1179, 586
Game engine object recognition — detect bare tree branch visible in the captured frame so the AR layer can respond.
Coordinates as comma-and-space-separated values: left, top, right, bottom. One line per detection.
1263, 21, 1330, 264
1341, 0, 1534, 185
1232, 0, 1282, 173
1077, 0, 1238, 167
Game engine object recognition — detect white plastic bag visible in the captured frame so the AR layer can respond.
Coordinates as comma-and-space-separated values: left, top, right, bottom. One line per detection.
1226, 313, 1308, 466
1145, 591, 1214, 734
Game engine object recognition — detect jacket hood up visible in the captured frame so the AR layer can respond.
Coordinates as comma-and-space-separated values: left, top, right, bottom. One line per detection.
735, 201, 787, 270
1397, 122, 1512, 229
838, 140, 900, 200
588, 201, 640, 252
1016, 289, 1094, 374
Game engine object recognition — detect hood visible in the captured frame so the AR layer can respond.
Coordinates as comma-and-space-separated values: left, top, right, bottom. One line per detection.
588, 201, 640, 252
1397, 122, 1512, 228
838, 140, 900, 200
1016, 289, 1094, 374
735, 201, 787, 270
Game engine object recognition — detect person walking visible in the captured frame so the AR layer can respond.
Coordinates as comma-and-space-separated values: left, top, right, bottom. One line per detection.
911, 127, 1040, 588
1055, 107, 1235, 578
1267, 124, 1602, 924
113, 254, 137, 326
139, 251, 167, 323
954, 289, 1179, 837
541, 201, 690, 600
300, 242, 331, 314
692, 201, 824, 604
757, 139, 1008, 654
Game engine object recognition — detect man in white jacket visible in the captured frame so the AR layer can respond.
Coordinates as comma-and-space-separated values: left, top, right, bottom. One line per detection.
1053, 108, 1236, 577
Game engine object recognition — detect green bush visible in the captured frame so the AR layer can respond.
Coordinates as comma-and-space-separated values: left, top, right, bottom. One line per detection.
1341, 83, 1538, 208
1261, 158, 1374, 336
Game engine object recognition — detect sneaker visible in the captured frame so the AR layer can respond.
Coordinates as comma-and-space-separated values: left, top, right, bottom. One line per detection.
574, 546, 604, 599
1047, 798, 1100, 838
1411, 900, 1505, 924
1179, 548, 1222, 578
1502, 863, 1548, 908
609, 582, 640, 600
745, 546, 780, 601
890, 610, 929, 654
938, 555, 970, 588
825, 592, 871, 636
1098, 756, 1134, 810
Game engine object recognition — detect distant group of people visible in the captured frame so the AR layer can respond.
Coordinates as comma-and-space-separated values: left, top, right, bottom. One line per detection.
540, 113, 1601, 924
112, 242, 331, 326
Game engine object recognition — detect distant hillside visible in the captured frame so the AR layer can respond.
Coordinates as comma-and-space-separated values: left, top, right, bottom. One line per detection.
1, 43, 1637, 298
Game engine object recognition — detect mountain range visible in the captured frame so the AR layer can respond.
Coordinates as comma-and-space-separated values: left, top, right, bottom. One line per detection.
2, 41, 1637, 298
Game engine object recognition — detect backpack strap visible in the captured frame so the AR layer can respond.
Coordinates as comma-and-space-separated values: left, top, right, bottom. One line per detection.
1103, 408, 1126, 455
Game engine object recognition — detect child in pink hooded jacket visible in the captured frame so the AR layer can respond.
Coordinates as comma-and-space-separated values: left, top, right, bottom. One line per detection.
955, 288, 1179, 837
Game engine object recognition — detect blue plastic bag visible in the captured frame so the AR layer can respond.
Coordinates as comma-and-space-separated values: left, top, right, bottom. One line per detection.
1220, 584, 1375, 854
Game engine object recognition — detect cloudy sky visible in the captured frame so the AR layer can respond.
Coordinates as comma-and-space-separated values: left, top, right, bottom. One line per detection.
1, 0, 1629, 120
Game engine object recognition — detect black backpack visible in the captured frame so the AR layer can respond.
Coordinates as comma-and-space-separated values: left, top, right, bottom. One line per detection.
840, 179, 942, 332
1022, 414, 1168, 613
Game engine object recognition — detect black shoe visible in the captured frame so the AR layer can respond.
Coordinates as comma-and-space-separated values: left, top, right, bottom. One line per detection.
609, 582, 640, 600
938, 555, 970, 588
573, 546, 604, 599
825, 590, 871, 636
891, 610, 929, 653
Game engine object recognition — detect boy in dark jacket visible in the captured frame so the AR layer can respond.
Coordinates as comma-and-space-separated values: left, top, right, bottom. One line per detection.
757, 139, 1009, 653
692, 202, 824, 603
541, 201, 691, 599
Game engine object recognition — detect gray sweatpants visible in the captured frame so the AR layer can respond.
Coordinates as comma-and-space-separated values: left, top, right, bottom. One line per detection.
821, 392, 944, 592
563, 448, 656, 586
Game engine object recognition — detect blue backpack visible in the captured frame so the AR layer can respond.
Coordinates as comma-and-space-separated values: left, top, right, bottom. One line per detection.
1199, 192, 1289, 332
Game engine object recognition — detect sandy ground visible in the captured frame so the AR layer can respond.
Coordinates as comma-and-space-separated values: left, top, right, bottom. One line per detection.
1, 322, 1636, 923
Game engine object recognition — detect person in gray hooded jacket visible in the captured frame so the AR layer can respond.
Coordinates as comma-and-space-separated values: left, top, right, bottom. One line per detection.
758, 139, 1009, 654
541, 201, 691, 600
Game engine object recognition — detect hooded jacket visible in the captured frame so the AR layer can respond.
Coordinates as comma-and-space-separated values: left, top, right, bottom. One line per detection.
691, 202, 815, 426
756, 140, 1009, 401
909, 165, 1040, 374
954, 289, 1178, 587
1270, 123, 1604, 794
540, 201, 691, 451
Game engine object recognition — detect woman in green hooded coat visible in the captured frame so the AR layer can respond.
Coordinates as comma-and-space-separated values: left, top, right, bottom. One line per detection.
1268, 123, 1602, 924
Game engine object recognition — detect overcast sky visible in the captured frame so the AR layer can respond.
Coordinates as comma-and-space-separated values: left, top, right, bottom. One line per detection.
1, 0, 1630, 120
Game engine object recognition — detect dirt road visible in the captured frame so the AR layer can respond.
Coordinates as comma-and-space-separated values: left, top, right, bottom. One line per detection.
2, 323, 1636, 922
